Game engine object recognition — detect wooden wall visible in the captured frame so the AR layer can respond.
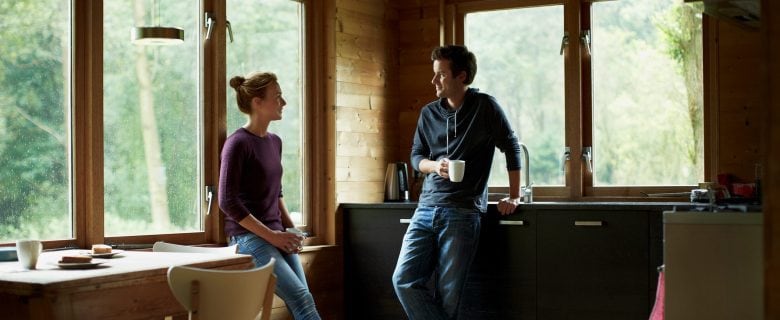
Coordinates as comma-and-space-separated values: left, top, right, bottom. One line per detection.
333, 0, 400, 203
709, 20, 766, 184
397, 0, 441, 172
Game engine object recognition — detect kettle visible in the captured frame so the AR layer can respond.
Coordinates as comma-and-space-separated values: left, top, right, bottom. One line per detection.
384, 162, 410, 202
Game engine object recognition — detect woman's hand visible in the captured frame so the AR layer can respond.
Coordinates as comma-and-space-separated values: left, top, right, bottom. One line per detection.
269, 230, 305, 254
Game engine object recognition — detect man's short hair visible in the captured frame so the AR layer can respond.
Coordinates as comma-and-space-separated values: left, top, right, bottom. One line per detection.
431, 45, 477, 85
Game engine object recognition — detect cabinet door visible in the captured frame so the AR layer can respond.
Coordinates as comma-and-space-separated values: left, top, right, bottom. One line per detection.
343, 208, 413, 319
460, 209, 537, 319
537, 211, 649, 320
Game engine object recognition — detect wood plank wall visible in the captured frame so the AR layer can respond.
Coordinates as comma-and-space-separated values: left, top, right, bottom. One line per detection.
710, 21, 765, 184
334, 0, 400, 203
397, 0, 441, 196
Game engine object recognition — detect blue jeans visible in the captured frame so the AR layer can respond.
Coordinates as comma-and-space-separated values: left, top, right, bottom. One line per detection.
392, 206, 481, 320
230, 233, 321, 320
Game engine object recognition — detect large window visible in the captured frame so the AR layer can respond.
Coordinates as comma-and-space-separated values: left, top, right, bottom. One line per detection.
104, 0, 202, 236
0, 0, 317, 245
591, 0, 703, 186
466, 6, 566, 187
458, 0, 704, 197
0, 0, 72, 242
226, 0, 305, 225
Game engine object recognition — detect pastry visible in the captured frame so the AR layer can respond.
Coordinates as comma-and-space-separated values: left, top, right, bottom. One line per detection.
92, 244, 112, 254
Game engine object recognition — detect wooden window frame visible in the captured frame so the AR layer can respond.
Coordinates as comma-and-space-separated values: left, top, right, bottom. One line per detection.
446, 0, 709, 201
18, 0, 330, 249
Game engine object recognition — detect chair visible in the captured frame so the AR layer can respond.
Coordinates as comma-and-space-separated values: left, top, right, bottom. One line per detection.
167, 258, 276, 320
153, 241, 238, 254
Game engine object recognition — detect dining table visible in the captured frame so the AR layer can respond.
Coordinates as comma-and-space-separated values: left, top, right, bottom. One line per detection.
0, 248, 254, 320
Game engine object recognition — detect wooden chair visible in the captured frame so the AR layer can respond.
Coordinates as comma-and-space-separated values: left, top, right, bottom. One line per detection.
167, 258, 276, 320
153, 241, 238, 254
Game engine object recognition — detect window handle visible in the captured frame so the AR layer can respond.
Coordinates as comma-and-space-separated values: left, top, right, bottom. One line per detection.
580, 30, 591, 56
582, 146, 593, 173
204, 12, 215, 40
561, 146, 571, 172
560, 32, 569, 55
226, 20, 234, 43
204, 186, 215, 216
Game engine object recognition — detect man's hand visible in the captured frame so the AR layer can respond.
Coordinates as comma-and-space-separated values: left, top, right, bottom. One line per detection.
434, 158, 450, 178
497, 196, 522, 215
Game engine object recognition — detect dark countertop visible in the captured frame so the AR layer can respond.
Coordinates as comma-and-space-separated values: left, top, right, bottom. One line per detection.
341, 201, 761, 212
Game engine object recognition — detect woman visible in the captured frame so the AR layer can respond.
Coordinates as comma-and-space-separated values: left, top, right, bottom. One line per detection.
219, 72, 321, 320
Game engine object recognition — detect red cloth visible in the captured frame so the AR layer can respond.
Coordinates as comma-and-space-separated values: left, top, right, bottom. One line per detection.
649, 270, 665, 320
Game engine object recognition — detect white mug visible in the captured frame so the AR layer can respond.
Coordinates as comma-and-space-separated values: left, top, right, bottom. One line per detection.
449, 160, 466, 182
16, 240, 42, 270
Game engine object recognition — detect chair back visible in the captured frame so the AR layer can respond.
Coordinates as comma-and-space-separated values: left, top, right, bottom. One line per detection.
167, 258, 276, 320
153, 241, 238, 254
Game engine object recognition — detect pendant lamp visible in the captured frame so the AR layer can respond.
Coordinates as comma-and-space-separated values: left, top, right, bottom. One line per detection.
131, 0, 184, 45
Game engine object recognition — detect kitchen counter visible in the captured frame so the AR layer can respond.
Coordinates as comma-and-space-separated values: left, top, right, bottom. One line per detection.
341, 201, 726, 212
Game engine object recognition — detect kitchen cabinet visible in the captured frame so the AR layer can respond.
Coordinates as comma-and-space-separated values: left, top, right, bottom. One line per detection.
459, 208, 537, 319
537, 210, 651, 319
342, 205, 412, 319
341, 203, 665, 320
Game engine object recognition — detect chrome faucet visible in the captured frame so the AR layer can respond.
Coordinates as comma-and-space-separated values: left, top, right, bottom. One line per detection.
519, 143, 532, 203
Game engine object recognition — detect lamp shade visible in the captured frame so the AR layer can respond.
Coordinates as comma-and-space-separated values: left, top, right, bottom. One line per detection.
131, 26, 184, 45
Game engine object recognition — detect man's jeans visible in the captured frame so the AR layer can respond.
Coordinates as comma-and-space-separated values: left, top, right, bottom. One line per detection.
392, 206, 481, 320
230, 233, 321, 320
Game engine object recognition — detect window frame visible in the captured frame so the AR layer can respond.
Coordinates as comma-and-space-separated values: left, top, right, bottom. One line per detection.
447, 0, 710, 201
9, 0, 327, 249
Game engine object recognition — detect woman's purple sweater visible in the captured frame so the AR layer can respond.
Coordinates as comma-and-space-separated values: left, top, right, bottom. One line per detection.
219, 128, 284, 237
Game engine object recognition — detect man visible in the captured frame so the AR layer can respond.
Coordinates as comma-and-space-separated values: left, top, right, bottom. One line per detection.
392, 45, 523, 319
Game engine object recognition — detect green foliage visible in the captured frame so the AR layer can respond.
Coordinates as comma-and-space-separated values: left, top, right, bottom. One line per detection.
226, 0, 304, 218
0, 0, 70, 241
469, 0, 704, 187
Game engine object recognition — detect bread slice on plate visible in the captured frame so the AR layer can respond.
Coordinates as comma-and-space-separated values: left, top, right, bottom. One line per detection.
60, 255, 92, 264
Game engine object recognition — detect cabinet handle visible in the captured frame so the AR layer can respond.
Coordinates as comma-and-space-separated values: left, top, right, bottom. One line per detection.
499, 220, 525, 226
399, 219, 411, 224
574, 220, 603, 227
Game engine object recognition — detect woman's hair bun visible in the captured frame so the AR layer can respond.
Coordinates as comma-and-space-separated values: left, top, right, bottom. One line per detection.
229, 76, 245, 89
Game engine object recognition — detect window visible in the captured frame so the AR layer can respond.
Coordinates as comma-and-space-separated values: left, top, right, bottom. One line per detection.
453, 0, 704, 198
0, 0, 72, 242
591, 0, 703, 186
103, 0, 202, 236
0, 0, 321, 246
226, 0, 305, 226
465, 5, 566, 187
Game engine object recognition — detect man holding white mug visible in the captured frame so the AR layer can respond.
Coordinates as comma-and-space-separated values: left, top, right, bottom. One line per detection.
392, 45, 523, 320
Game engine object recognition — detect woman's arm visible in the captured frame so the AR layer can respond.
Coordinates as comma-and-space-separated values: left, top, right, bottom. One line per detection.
238, 214, 302, 254
278, 197, 295, 229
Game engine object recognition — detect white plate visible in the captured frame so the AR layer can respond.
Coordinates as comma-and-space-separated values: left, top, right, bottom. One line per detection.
55, 261, 105, 269
79, 249, 124, 258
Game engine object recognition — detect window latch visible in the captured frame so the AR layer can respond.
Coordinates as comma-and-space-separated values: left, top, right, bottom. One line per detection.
582, 146, 593, 173
561, 146, 571, 172
560, 32, 569, 55
580, 29, 592, 56
226, 20, 234, 43
204, 185, 215, 216
204, 12, 215, 40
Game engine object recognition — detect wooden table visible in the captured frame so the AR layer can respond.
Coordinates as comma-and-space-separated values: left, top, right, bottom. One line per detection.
0, 249, 254, 320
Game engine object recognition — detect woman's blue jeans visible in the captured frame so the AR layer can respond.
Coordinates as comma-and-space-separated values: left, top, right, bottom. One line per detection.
392, 206, 481, 320
230, 232, 321, 320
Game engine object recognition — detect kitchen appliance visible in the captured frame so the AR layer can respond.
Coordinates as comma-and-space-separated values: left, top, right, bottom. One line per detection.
384, 162, 409, 202
663, 211, 763, 319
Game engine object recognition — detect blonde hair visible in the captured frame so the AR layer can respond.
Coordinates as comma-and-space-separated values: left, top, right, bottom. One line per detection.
228, 72, 278, 114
